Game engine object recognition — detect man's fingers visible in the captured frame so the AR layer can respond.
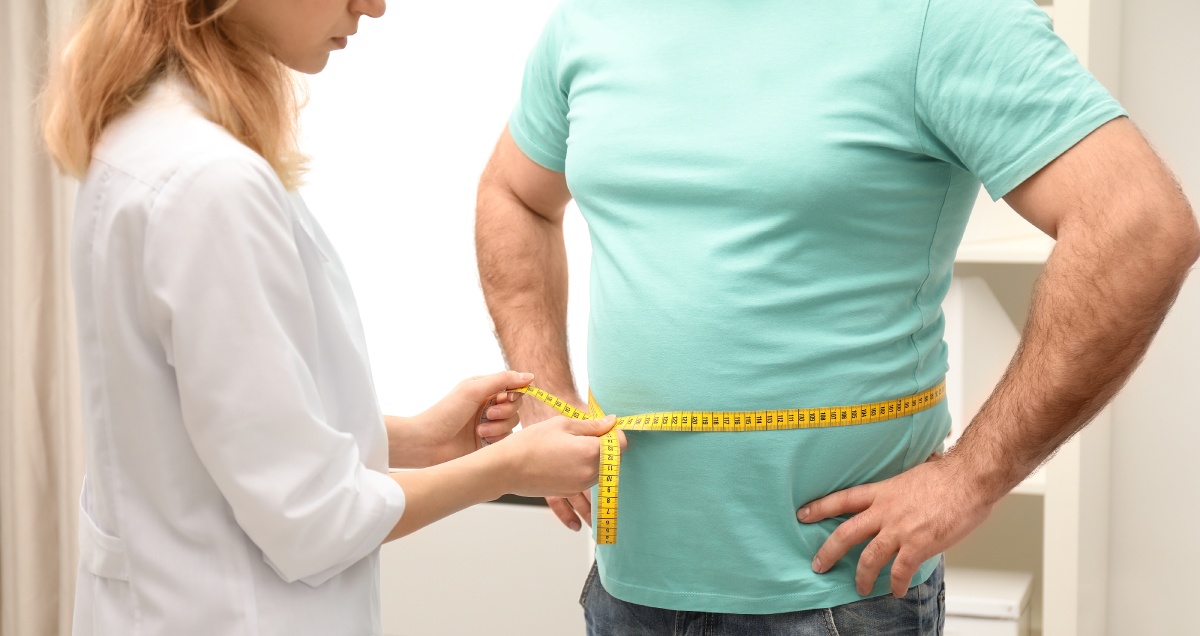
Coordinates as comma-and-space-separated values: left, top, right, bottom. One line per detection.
853, 540, 924, 598
889, 549, 925, 598
854, 534, 898, 596
616, 430, 628, 451
567, 491, 592, 527
811, 509, 879, 575
546, 497, 582, 532
798, 484, 875, 523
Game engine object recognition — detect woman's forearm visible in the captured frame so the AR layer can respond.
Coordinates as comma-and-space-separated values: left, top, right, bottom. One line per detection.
382, 442, 511, 542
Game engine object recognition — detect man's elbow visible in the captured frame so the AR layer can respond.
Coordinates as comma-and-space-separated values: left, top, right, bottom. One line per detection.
1180, 213, 1200, 270
1164, 198, 1200, 271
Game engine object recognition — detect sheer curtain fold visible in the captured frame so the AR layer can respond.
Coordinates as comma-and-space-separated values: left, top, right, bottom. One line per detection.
1, 1, 84, 635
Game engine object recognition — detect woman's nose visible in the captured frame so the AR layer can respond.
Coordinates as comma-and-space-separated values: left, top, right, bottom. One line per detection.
352, 0, 385, 19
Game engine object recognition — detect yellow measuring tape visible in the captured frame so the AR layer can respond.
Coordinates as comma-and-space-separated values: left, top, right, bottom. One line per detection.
513, 381, 946, 544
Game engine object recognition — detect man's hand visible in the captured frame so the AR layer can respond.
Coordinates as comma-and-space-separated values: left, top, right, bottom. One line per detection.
798, 455, 997, 598
521, 391, 595, 532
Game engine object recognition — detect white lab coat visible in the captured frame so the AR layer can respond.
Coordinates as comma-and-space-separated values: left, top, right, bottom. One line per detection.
70, 77, 406, 636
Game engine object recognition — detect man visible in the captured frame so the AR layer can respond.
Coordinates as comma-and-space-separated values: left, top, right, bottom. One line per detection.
475, 0, 1199, 632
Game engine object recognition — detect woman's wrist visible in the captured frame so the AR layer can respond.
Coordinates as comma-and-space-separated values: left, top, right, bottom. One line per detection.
475, 441, 517, 501
385, 413, 442, 469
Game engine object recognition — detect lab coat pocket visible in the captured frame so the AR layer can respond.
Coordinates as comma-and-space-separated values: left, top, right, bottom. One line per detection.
78, 499, 130, 581
76, 485, 137, 635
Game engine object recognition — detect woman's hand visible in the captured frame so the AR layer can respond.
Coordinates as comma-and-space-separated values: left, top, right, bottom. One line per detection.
395, 370, 532, 467
519, 392, 597, 532
382, 411, 628, 542
493, 415, 627, 499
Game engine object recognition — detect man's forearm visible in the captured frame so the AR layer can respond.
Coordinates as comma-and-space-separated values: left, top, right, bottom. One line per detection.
475, 138, 596, 528
951, 203, 1199, 498
475, 177, 579, 404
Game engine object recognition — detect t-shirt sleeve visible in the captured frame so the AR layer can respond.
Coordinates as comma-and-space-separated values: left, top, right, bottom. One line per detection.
915, 0, 1127, 199
508, 5, 571, 172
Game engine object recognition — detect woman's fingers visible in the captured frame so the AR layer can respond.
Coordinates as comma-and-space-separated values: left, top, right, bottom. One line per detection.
560, 414, 618, 436
480, 431, 512, 445
459, 370, 534, 404
501, 370, 535, 390
503, 412, 626, 503
493, 390, 523, 406
478, 395, 523, 438
464, 371, 533, 440
482, 399, 519, 422
477, 417, 518, 438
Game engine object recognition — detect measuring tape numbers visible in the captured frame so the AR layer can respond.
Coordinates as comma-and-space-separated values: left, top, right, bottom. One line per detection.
513, 381, 946, 544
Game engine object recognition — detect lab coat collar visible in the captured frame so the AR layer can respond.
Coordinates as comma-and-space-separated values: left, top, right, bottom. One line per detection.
141, 73, 211, 117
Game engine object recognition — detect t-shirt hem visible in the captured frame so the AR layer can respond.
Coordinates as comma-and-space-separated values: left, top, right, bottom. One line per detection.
598, 555, 940, 615
508, 113, 567, 173
984, 103, 1127, 200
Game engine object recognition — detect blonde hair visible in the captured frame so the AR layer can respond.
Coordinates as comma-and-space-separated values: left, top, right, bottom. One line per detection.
42, 0, 307, 189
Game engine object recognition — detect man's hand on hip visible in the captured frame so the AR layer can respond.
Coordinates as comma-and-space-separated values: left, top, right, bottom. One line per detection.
797, 455, 998, 598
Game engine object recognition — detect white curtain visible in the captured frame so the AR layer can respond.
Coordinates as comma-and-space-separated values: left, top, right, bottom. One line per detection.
0, 0, 84, 635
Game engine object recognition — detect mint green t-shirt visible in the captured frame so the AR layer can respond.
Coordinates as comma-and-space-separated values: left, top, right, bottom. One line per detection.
509, 0, 1124, 614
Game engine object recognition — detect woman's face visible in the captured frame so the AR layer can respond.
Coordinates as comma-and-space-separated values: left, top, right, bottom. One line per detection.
225, 0, 385, 73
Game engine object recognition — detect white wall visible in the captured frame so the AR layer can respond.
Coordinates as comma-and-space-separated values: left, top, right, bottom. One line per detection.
298, 0, 593, 420
1108, 1, 1200, 633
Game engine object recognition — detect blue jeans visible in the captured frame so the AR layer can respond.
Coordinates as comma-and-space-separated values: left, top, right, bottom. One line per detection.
581, 558, 945, 636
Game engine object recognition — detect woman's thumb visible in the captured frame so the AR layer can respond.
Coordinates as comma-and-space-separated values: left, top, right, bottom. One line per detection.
463, 370, 534, 401
566, 414, 618, 437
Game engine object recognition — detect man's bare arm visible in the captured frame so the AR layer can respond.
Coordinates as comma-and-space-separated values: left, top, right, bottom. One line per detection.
476, 127, 575, 400
953, 117, 1199, 491
800, 117, 1200, 597
476, 127, 595, 529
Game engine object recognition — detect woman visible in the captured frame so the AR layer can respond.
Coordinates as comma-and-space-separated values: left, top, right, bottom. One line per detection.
41, 0, 622, 634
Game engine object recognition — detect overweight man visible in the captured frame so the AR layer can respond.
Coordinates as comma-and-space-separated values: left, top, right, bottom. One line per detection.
474, 0, 1200, 633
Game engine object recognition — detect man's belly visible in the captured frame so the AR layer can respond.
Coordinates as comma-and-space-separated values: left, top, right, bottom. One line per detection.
590, 403, 950, 613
